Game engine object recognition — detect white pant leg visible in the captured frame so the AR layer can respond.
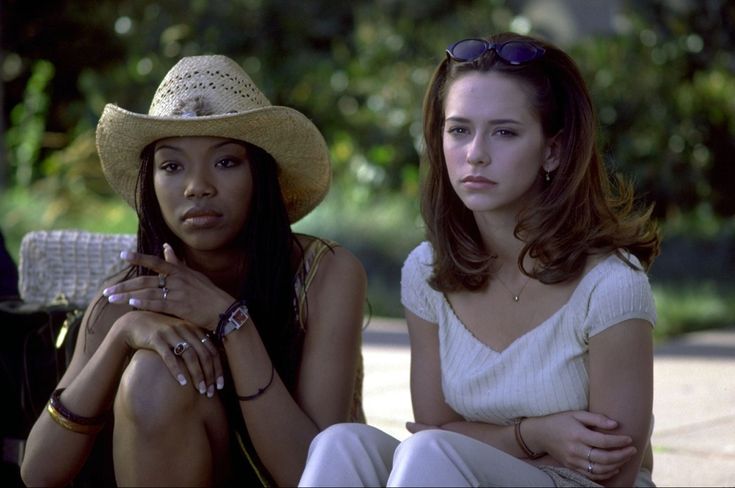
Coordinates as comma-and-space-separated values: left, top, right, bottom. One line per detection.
387, 430, 555, 487
299, 423, 401, 487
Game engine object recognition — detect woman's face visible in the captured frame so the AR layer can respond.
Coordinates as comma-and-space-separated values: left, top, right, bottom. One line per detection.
442, 71, 557, 217
153, 136, 253, 252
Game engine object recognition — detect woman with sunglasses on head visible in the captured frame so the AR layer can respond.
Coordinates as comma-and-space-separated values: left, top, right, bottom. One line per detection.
299, 32, 659, 487
21, 55, 367, 487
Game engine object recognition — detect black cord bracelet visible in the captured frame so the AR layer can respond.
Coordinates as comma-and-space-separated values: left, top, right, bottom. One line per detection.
237, 365, 275, 401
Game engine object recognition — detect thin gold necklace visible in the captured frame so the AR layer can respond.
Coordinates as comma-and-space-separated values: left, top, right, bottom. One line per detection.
494, 274, 532, 302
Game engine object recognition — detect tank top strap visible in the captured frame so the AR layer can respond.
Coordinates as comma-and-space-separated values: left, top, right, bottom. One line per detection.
294, 236, 338, 330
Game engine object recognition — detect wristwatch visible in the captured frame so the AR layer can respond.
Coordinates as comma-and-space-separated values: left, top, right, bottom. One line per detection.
218, 302, 250, 340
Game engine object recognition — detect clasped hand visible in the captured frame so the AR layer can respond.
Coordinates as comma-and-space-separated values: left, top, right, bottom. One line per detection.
521, 411, 637, 481
103, 243, 233, 397
104, 243, 233, 329
407, 410, 636, 482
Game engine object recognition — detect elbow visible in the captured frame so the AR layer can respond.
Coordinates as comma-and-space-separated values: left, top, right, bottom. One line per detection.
21, 460, 48, 488
21, 456, 70, 488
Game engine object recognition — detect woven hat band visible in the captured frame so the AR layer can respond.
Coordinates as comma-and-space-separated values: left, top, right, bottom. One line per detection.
149, 55, 271, 117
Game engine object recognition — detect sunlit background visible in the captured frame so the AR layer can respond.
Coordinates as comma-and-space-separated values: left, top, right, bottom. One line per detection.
2, 0, 734, 338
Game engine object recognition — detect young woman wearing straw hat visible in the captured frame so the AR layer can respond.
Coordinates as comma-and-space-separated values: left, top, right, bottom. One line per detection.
21, 55, 367, 487
299, 33, 659, 487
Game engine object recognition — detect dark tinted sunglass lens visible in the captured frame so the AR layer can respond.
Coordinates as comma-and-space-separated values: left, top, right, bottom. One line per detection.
497, 41, 543, 64
449, 39, 489, 61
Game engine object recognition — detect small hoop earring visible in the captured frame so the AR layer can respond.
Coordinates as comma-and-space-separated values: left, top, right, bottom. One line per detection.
545, 170, 551, 182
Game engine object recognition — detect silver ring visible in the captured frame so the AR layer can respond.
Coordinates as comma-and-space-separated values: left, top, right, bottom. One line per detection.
158, 273, 167, 288
173, 341, 190, 356
587, 461, 594, 474
162, 287, 169, 301
200, 334, 210, 344
587, 447, 593, 462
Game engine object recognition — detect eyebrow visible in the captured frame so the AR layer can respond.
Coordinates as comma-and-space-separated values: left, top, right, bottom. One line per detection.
444, 116, 523, 125
154, 140, 246, 154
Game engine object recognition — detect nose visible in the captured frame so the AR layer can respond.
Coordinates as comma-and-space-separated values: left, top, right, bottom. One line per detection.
466, 134, 490, 166
184, 167, 216, 199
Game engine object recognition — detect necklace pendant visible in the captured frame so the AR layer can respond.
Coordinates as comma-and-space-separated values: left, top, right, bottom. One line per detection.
513, 295, 519, 302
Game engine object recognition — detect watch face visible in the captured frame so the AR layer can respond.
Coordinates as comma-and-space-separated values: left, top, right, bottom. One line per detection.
231, 306, 249, 327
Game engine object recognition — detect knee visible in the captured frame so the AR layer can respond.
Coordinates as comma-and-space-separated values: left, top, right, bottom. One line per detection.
394, 429, 454, 465
310, 423, 373, 454
116, 349, 194, 432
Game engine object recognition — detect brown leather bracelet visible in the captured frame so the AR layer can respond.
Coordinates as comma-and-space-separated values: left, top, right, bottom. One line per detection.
514, 417, 544, 459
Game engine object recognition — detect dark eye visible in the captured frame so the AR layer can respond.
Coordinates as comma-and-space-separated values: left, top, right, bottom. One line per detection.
159, 161, 181, 173
447, 126, 469, 135
216, 157, 240, 168
494, 129, 517, 137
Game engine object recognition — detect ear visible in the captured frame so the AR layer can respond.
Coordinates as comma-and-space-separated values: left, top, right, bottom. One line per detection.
542, 132, 562, 173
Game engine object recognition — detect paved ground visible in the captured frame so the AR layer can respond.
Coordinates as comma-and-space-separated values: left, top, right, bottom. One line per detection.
361, 317, 735, 487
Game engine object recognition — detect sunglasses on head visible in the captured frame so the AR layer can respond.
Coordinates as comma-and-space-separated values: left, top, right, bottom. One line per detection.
446, 38, 546, 65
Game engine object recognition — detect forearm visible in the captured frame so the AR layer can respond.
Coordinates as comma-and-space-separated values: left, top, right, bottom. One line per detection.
589, 319, 654, 487
223, 324, 321, 487
21, 322, 130, 486
593, 415, 650, 487
439, 420, 528, 459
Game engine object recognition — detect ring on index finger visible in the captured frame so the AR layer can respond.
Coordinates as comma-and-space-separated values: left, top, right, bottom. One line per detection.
158, 273, 167, 288
173, 341, 190, 356
587, 461, 594, 474
587, 447, 593, 462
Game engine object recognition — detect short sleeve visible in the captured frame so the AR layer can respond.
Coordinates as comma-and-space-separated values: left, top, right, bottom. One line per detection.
400, 242, 438, 323
585, 254, 657, 338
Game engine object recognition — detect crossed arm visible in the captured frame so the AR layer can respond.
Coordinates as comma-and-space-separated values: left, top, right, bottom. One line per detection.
406, 309, 653, 487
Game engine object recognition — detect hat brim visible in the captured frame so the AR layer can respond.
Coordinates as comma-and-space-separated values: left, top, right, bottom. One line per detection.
96, 104, 331, 223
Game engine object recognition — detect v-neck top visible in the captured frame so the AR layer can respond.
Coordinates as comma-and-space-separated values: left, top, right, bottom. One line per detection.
400, 241, 656, 425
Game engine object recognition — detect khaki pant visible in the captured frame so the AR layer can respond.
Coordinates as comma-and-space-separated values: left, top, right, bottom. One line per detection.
299, 423, 654, 487
299, 423, 558, 487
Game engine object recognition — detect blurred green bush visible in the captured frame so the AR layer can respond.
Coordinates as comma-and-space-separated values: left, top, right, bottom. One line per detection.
2, 0, 734, 338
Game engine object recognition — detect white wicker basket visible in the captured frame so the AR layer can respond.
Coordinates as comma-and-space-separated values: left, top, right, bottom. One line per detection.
18, 230, 137, 307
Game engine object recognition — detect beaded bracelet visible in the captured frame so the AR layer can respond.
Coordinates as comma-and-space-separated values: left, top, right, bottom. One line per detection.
47, 388, 108, 435
514, 417, 544, 459
237, 365, 275, 401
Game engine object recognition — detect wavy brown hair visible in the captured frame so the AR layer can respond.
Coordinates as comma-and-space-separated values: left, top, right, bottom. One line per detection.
422, 32, 660, 292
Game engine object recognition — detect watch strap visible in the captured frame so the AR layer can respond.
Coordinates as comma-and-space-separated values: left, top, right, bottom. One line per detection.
216, 301, 250, 341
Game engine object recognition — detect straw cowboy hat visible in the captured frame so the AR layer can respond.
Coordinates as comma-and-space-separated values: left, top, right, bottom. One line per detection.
96, 55, 331, 223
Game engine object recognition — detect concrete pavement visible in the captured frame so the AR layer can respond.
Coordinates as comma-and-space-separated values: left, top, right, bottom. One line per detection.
361, 317, 735, 487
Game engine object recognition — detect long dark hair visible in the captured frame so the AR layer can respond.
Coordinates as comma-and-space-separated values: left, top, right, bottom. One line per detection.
88, 140, 303, 391
422, 32, 660, 292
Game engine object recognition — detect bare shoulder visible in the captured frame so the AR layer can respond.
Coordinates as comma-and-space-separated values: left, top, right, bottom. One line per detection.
297, 236, 367, 336
296, 234, 367, 286
322, 244, 365, 276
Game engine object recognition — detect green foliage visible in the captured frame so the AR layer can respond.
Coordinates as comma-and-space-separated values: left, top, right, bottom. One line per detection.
1, 185, 137, 265
653, 282, 735, 340
571, 4, 735, 219
2, 0, 734, 334
5, 60, 55, 186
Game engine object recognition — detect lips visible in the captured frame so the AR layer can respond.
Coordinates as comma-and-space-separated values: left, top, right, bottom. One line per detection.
181, 207, 223, 228
461, 175, 497, 186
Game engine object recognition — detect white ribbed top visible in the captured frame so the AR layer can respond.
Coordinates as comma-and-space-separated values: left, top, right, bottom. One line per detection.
400, 241, 656, 425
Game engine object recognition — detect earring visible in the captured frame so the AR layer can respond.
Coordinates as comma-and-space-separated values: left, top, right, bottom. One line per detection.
545, 170, 551, 182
